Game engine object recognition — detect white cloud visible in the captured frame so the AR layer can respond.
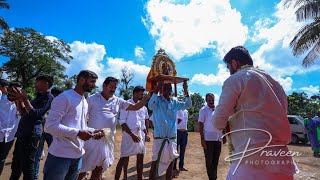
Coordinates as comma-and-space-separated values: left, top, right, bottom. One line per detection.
275, 76, 293, 92
249, 0, 320, 93
190, 64, 229, 86
105, 58, 150, 86
134, 46, 146, 60
300, 85, 320, 97
143, 0, 248, 60
65, 41, 106, 85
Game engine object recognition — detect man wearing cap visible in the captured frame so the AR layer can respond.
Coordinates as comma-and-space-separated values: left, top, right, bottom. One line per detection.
78, 78, 151, 180
115, 86, 150, 180
148, 82, 192, 180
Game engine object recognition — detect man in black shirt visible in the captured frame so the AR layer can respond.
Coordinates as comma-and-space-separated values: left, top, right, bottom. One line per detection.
9, 76, 54, 180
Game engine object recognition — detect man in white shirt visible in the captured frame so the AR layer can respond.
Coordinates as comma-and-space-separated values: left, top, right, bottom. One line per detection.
44, 70, 104, 180
213, 46, 297, 180
198, 93, 222, 180
115, 86, 150, 180
173, 109, 189, 177
78, 78, 151, 180
0, 80, 21, 175
313, 112, 320, 121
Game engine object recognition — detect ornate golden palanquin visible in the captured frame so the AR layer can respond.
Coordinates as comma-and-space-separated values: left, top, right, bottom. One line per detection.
146, 49, 189, 96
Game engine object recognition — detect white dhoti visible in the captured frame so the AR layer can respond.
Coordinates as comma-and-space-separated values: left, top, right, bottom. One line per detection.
81, 128, 114, 172
151, 138, 179, 176
120, 128, 145, 157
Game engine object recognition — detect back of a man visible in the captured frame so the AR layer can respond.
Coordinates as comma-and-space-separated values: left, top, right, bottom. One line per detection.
213, 46, 296, 180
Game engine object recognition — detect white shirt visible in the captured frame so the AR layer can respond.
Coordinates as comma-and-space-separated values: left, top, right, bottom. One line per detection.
87, 93, 131, 133
0, 96, 20, 143
119, 98, 148, 130
213, 67, 294, 175
198, 105, 222, 141
313, 116, 320, 121
45, 89, 94, 159
176, 110, 188, 130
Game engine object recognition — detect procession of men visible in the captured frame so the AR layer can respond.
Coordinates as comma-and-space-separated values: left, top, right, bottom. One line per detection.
1, 46, 315, 180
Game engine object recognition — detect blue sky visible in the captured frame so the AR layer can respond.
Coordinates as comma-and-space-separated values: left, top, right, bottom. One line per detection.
1, 0, 320, 102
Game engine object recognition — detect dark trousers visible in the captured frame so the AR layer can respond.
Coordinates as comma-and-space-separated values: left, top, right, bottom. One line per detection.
34, 132, 53, 180
204, 141, 221, 180
10, 136, 40, 180
174, 130, 188, 169
0, 140, 14, 175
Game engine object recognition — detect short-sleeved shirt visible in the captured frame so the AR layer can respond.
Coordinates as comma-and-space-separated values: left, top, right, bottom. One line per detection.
87, 93, 132, 133
176, 110, 188, 130
198, 105, 222, 141
118, 98, 148, 130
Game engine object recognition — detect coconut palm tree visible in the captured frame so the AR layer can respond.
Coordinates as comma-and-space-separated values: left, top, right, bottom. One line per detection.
286, 0, 320, 67
0, 0, 9, 31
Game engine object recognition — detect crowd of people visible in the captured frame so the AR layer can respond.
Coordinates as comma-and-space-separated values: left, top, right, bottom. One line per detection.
0, 46, 319, 180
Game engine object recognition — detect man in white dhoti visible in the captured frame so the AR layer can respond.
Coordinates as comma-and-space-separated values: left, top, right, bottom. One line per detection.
115, 86, 150, 180
78, 77, 151, 180
212, 46, 298, 180
148, 82, 192, 180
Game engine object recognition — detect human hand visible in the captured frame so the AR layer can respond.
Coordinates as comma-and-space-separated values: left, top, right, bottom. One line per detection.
8, 87, 27, 102
130, 133, 141, 143
77, 130, 93, 141
92, 129, 105, 140
201, 139, 207, 149
145, 135, 150, 142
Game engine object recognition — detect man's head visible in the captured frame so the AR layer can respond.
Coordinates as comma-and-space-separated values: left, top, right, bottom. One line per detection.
206, 93, 215, 109
76, 70, 98, 93
223, 46, 253, 75
51, 87, 63, 97
163, 83, 172, 99
102, 77, 119, 96
306, 112, 313, 119
35, 76, 53, 93
8, 82, 22, 102
133, 86, 145, 101
0, 79, 10, 95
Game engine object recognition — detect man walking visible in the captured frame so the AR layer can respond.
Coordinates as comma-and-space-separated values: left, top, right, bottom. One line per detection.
198, 93, 222, 180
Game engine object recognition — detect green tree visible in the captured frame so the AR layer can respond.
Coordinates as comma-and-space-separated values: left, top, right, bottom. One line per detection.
119, 67, 134, 100
287, 91, 320, 116
0, 0, 9, 31
285, 0, 320, 67
0, 28, 72, 94
188, 93, 205, 131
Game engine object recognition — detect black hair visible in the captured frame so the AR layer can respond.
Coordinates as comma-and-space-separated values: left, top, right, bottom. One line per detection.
0, 79, 9, 87
223, 46, 253, 66
51, 87, 63, 96
205, 93, 214, 101
76, 70, 98, 83
36, 75, 54, 88
133, 86, 145, 94
103, 77, 119, 86
9, 82, 22, 88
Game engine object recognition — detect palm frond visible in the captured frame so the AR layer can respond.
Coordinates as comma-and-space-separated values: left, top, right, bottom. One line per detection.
290, 19, 320, 55
302, 40, 320, 67
0, 0, 9, 9
295, 1, 320, 21
0, 16, 9, 30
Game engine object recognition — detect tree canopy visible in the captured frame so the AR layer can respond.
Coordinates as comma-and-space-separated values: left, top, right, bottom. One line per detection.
0, 28, 73, 93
